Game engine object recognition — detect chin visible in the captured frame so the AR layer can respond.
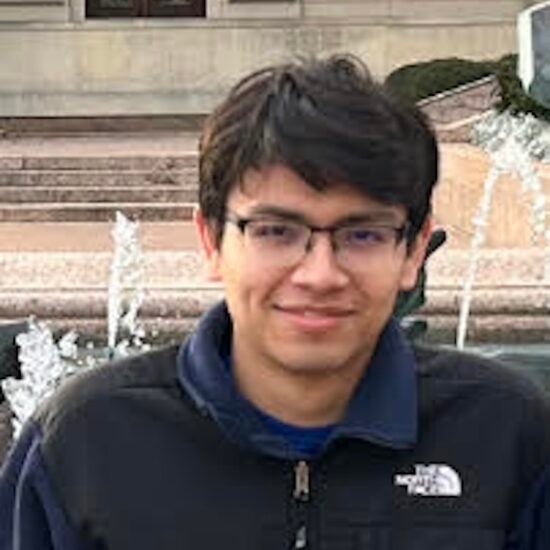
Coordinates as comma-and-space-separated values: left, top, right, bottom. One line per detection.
271, 348, 355, 375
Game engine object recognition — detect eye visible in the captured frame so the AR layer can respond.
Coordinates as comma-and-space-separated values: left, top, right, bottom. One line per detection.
340, 226, 390, 247
247, 221, 302, 244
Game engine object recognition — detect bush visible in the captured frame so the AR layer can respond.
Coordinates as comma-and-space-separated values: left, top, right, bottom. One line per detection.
385, 54, 550, 122
385, 58, 495, 103
493, 54, 550, 122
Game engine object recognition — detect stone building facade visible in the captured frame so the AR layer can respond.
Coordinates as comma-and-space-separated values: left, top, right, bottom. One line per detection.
0, 0, 540, 117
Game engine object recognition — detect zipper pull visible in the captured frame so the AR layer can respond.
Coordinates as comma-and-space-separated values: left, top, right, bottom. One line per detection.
294, 525, 307, 549
293, 460, 310, 501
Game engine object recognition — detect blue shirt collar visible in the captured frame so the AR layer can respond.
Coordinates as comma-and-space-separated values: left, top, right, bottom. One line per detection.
178, 301, 418, 459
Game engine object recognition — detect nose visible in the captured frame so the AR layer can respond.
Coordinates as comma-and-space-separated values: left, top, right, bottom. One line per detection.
289, 232, 350, 290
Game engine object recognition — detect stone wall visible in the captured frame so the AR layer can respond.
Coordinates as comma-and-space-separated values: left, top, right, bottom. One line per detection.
420, 76, 500, 141
434, 143, 550, 249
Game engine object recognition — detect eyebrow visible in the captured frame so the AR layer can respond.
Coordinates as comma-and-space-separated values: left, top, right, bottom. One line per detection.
244, 204, 405, 226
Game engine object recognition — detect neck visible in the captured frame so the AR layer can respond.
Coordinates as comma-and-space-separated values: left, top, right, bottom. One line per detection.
231, 343, 371, 428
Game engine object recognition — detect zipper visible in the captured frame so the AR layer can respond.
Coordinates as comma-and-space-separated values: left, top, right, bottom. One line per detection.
292, 460, 311, 549
294, 460, 310, 501
294, 525, 307, 549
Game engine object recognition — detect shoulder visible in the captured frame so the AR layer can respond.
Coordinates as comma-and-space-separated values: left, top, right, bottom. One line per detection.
414, 343, 548, 399
413, 344, 550, 433
34, 345, 182, 433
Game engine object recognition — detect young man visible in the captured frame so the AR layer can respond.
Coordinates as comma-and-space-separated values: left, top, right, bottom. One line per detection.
1, 55, 549, 550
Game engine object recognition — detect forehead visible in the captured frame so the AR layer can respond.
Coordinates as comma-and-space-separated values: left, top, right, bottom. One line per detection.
228, 164, 406, 224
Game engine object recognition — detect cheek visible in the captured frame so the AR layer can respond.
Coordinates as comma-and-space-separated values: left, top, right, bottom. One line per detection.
219, 251, 285, 307
354, 267, 404, 311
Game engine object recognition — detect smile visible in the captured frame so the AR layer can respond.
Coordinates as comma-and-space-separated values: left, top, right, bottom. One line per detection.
274, 305, 354, 330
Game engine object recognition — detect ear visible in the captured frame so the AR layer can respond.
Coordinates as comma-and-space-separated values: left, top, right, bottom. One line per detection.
194, 208, 222, 281
399, 217, 433, 291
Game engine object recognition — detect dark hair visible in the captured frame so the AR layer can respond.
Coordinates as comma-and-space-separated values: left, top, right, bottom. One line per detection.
199, 54, 438, 243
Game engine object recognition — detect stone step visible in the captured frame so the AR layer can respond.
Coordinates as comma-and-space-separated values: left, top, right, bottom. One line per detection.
3, 285, 549, 318
1, 287, 549, 346
2, 312, 547, 348
0, 186, 198, 204
0, 250, 207, 288
0, 287, 222, 345
0, 317, 199, 347
422, 314, 550, 346
0, 287, 221, 319
0, 154, 198, 171
0, 169, 198, 187
0, 202, 196, 222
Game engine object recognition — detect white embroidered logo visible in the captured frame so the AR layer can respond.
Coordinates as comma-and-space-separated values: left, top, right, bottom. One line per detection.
395, 464, 462, 497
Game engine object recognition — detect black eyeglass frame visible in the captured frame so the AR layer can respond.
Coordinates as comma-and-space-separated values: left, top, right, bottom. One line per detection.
224, 211, 412, 250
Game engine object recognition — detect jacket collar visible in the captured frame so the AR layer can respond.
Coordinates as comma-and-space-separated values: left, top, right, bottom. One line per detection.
177, 301, 417, 459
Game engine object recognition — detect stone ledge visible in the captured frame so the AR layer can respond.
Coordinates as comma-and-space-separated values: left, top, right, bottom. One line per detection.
421, 314, 550, 345
0, 247, 548, 344
0, 202, 196, 223
0, 250, 207, 288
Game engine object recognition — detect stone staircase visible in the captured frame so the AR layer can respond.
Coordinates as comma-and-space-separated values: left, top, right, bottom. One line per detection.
0, 245, 223, 345
0, 134, 199, 222
0, 132, 216, 344
1, 132, 549, 347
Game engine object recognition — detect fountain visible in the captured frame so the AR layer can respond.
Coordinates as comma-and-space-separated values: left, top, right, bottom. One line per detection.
107, 211, 147, 358
456, 110, 550, 349
0, 322, 79, 438
455, 1, 550, 350
419, 2, 550, 394
0, 212, 148, 439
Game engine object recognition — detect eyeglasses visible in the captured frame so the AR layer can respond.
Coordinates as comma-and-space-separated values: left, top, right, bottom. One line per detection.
224, 210, 410, 271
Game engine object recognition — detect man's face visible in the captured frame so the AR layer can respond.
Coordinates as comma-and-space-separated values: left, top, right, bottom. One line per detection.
197, 164, 430, 381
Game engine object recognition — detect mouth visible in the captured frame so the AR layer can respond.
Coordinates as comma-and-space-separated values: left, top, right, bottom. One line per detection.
274, 305, 354, 331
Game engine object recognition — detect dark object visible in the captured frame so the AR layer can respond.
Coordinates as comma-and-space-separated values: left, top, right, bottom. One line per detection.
518, 2, 550, 110
494, 54, 550, 122
529, 73, 550, 111
0, 401, 13, 464
86, 0, 205, 18
0, 321, 27, 401
394, 229, 447, 337
0, 321, 27, 463
385, 58, 495, 103
473, 345, 550, 394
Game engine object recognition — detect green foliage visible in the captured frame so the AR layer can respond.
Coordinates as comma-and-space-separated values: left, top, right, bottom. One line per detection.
385, 54, 550, 121
492, 54, 550, 122
0, 322, 25, 382
385, 58, 495, 103
394, 229, 447, 340
0, 321, 26, 402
